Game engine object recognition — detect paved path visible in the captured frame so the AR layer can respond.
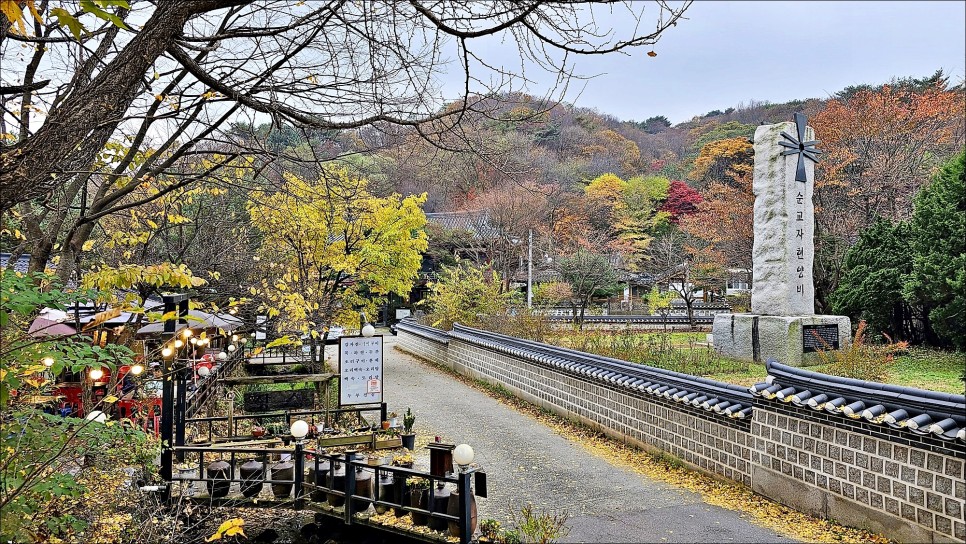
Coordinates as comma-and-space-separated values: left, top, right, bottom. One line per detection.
338, 336, 795, 544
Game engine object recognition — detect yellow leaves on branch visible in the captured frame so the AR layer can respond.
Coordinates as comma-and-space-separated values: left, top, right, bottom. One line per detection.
1, 0, 41, 36
206, 518, 246, 542
247, 166, 427, 331
82, 262, 207, 295
82, 307, 122, 331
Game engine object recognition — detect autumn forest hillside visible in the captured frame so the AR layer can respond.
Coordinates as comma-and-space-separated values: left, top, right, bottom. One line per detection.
3, 71, 964, 349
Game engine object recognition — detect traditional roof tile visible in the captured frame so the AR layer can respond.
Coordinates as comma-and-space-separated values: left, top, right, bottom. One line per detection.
752, 360, 966, 443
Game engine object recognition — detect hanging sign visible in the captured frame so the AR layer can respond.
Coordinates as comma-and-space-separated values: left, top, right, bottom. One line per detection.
338, 335, 384, 406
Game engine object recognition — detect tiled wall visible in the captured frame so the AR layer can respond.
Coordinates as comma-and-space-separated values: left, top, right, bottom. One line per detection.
754, 398, 965, 542
396, 327, 965, 543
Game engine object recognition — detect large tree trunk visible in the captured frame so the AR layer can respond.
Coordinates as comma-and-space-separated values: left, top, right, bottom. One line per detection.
0, 0, 243, 212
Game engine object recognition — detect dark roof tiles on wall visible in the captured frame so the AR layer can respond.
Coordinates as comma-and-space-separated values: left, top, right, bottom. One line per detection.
438, 322, 755, 420
751, 360, 966, 443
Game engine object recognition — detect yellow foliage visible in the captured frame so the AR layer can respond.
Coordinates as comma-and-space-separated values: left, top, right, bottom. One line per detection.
247, 166, 427, 332
206, 518, 246, 541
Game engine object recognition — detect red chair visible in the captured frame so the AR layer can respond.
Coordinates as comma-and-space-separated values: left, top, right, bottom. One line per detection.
116, 399, 139, 420
142, 398, 162, 436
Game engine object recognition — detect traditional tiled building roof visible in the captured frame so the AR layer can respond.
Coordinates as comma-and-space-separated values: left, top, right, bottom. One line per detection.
425, 210, 495, 238
750, 360, 966, 443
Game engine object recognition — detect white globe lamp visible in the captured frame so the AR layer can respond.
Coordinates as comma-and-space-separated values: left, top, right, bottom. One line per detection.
453, 443, 475, 471
361, 323, 376, 337
290, 420, 309, 440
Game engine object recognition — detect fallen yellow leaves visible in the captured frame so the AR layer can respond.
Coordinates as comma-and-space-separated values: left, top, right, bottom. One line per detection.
409, 351, 893, 544
206, 518, 246, 541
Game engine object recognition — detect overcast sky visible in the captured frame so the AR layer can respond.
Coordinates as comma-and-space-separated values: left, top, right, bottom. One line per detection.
456, 1, 965, 125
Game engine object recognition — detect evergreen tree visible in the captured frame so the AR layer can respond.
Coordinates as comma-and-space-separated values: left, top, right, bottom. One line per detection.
829, 219, 917, 341
903, 150, 966, 349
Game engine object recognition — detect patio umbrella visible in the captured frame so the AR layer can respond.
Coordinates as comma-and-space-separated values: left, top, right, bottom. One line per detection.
28, 317, 77, 337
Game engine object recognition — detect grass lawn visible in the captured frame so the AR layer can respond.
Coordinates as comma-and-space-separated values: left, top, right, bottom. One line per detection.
545, 330, 965, 394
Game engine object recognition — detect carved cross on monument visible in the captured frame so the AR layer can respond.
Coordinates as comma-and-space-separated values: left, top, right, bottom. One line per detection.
778, 112, 822, 182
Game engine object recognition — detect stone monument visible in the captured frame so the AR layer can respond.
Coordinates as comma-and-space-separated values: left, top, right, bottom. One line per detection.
712, 113, 850, 365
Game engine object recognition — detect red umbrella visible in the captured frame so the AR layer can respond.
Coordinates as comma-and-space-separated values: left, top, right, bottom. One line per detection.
28, 317, 77, 338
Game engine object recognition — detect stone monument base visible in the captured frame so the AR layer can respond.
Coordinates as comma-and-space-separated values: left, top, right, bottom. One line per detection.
712, 313, 852, 366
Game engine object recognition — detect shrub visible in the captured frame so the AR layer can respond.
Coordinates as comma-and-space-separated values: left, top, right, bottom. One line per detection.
817, 321, 908, 382
509, 503, 570, 544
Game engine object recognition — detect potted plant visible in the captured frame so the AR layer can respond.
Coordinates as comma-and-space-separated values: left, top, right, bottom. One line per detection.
388, 411, 399, 428
406, 476, 431, 526
401, 408, 416, 450
251, 425, 266, 438
391, 453, 414, 468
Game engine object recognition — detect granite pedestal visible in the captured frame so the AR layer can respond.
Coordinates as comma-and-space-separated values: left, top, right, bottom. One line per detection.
712, 313, 851, 366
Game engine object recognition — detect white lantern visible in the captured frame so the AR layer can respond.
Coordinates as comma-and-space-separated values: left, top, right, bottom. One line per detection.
42, 356, 55, 367
227, 344, 236, 352
174, 339, 184, 348
161, 347, 173, 359
88, 368, 104, 381
217, 351, 227, 360
453, 443, 475, 467
197, 366, 210, 378
290, 419, 309, 439
130, 363, 144, 376
361, 323, 376, 337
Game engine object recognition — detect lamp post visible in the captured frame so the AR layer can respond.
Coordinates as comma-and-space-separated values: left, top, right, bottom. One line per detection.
290, 419, 309, 509
451, 443, 478, 543
527, 228, 533, 309
160, 292, 188, 502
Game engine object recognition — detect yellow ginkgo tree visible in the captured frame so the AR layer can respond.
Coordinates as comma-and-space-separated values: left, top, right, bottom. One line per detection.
247, 167, 427, 367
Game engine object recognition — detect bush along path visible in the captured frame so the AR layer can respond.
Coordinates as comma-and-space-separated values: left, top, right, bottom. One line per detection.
380, 336, 890, 544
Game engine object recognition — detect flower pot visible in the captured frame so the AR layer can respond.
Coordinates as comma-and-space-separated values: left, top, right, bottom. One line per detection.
206, 460, 232, 498
307, 459, 330, 502
327, 462, 346, 507
375, 473, 394, 515
447, 487, 478, 537
239, 459, 264, 498
409, 488, 429, 526
381, 420, 390, 430
271, 460, 294, 498
353, 466, 373, 513
428, 485, 451, 531
401, 433, 416, 450
392, 478, 408, 517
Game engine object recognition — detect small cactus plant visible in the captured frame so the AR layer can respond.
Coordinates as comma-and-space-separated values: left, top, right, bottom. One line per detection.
403, 407, 415, 433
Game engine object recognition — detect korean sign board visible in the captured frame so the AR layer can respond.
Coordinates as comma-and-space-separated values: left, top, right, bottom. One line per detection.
338, 335, 383, 406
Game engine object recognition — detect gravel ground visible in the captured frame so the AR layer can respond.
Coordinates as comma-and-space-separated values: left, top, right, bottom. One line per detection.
362, 335, 796, 544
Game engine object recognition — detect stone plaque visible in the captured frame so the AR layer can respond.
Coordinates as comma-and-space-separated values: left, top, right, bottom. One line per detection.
802, 324, 839, 352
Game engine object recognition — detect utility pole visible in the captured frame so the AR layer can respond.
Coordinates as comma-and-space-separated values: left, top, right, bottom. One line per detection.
527, 229, 533, 309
